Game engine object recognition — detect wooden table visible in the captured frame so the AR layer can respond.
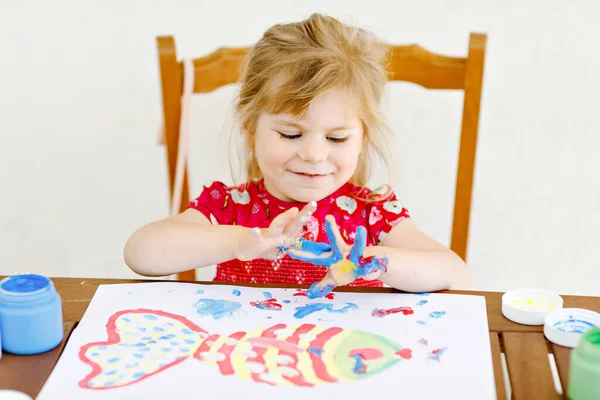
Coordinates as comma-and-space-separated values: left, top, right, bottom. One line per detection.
1, 277, 599, 399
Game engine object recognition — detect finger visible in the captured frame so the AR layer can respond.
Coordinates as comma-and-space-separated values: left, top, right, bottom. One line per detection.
288, 247, 336, 266
305, 273, 337, 299
284, 201, 317, 235
268, 208, 299, 235
324, 215, 346, 257
348, 226, 367, 263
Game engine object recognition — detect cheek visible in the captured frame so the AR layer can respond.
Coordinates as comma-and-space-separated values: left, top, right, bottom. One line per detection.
255, 137, 292, 167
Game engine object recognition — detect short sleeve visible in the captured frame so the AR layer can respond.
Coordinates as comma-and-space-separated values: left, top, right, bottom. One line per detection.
187, 181, 236, 225
367, 190, 410, 245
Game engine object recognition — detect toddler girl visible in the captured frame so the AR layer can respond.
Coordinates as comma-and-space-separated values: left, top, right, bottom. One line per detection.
124, 13, 470, 294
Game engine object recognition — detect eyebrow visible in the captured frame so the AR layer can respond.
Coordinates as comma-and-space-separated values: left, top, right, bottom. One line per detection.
273, 119, 358, 133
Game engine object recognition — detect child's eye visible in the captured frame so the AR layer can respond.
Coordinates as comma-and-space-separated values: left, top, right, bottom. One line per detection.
277, 131, 301, 140
327, 136, 349, 144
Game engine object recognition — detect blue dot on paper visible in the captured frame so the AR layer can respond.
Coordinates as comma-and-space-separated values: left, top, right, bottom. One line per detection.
162, 347, 173, 352
184, 338, 196, 344
232, 289, 241, 296
308, 347, 324, 356
108, 357, 120, 363
263, 291, 273, 299
180, 348, 189, 353
429, 311, 446, 319
105, 381, 117, 387
91, 352, 99, 356
196, 289, 204, 295
182, 328, 193, 335
122, 317, 131, 322
143, 314, 158, 320
133, 372, 145, 379
416, 300, 428, 306
104, 370, 117, 376
132, 353, 144, 359
416, 320, 427, 325
170, 341, 179, 346
139, 347, 151, 352
153, 327, 165, 333
283, 300, 291, 304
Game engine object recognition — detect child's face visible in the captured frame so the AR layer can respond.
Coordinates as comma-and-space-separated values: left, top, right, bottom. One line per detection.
253, 88, 363, 203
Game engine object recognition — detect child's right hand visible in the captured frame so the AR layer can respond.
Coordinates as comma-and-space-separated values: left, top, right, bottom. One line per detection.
232, 201, 317, 261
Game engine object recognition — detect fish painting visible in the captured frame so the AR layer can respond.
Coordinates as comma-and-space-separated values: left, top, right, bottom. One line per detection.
78, 309, 412, 389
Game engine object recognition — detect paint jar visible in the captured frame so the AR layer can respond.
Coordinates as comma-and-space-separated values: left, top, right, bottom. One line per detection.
0, 274, 63, 355
568, 327, 600, 400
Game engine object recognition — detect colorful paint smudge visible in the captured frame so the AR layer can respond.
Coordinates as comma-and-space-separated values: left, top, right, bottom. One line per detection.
429, 311, 447, 319
416, 300, 428, 306
418, 338, 428, 347
250, 298, 282, 311
294, 289, 335, 300
294, 302, 358, 319
196, 289, 204, 295
428, 347, 448, 362
232, 289, 241, 296
371, 307, 414, 318
193, 299, 242, 320
77, 309, 412, 389
553, 319, 596, 334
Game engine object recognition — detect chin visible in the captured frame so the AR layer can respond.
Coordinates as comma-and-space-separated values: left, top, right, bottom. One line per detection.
285, 187, 337, 203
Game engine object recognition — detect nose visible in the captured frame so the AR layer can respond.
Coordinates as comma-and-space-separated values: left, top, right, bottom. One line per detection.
297, 135, 328, 163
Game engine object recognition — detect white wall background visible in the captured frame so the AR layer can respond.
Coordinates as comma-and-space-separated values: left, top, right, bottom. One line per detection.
1, 0, 599, 295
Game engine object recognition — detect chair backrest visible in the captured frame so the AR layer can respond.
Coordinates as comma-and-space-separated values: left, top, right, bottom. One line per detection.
156, 33, 487, 281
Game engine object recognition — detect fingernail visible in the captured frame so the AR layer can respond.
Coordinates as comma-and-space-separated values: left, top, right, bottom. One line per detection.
251, 227, 260, 236
310, 200, 317, 208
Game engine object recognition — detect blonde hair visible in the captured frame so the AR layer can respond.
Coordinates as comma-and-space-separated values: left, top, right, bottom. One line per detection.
233, 13, 394, 190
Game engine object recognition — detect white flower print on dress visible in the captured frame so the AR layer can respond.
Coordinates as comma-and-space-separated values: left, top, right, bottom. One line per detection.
299, 216, 319, 241
231, 189, 250, 205
209, 189, 221, 200
369, 207, 382, 225
383, 200, 404, 214
336, 196, 357, 214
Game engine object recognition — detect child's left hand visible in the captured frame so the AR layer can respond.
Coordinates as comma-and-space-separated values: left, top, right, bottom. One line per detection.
287, 215, 388, 298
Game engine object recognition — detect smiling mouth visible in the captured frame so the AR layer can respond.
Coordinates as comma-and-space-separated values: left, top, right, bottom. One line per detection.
292, 172, 329, 178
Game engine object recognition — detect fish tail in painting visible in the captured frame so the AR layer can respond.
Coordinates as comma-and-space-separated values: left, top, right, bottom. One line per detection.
78, 309, 208, 389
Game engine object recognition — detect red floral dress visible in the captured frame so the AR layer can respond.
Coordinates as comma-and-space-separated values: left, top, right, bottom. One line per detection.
188, 179, 410, 288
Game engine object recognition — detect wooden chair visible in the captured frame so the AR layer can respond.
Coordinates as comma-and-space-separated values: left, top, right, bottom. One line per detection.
156, 33, 487, 281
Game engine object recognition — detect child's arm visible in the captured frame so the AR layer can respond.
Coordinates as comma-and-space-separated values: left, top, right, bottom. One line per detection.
364, 219, 471, 292
124, 204, 315, 277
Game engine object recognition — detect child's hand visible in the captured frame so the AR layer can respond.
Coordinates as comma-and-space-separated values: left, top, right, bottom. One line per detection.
232, 202, 316, 261
288, 215, 388, 298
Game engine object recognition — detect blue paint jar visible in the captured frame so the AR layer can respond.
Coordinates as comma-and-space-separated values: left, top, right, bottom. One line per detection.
0, 274, 63, 355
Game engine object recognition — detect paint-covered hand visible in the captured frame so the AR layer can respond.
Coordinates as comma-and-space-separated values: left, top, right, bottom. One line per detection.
288, 215, 388, 298
232, 202, 316, 261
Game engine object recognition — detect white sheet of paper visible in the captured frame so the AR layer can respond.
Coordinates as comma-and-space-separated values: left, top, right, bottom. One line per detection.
38, 282, 496, 399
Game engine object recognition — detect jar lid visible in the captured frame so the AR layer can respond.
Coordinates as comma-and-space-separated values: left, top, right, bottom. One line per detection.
501, 288, 563, 325
0, 274, 51, 296
544, 308, 600, 348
